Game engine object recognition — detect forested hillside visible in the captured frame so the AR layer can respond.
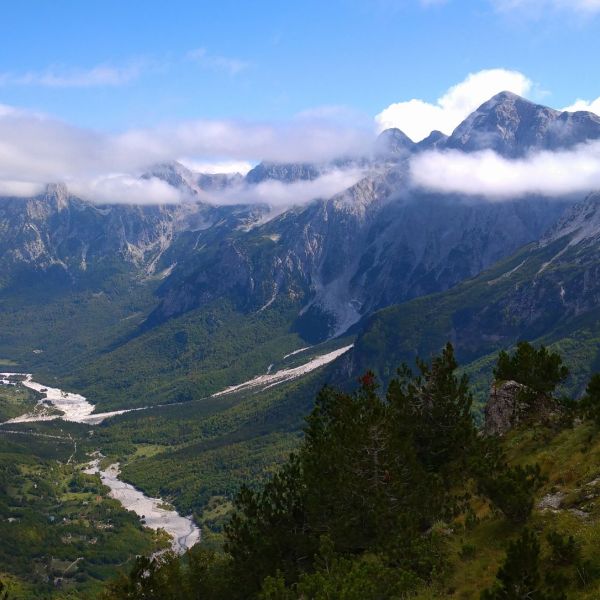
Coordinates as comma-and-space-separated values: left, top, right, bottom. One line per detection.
96, 342, 600, 599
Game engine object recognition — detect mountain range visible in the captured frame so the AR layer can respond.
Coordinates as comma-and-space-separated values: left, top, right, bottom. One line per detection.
5, 90, 600, 598
2, 90, 600, 406
4, 92, 600, 335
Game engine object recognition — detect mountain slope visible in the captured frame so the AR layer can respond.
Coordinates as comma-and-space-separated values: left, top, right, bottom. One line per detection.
144, 91, 600, 341
2, 91, 599, 411
344, 192, 600, 396
149, 173, 570, 342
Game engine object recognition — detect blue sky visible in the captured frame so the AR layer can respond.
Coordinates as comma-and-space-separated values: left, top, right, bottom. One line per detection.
1, 0, 600, 203
1, 0, 599, 130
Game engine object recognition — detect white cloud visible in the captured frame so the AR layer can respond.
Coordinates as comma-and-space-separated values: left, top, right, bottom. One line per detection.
110, 118, 370, 168
198, 168, 365, 208
375, 69, 532, 141
0, 102, 371, 204
0, 62, 144, 87
0, 48, 249, 88
562, 97, 600, 116
69, 175, 186, 205
0, 104, 18, 116
178, 159, 254, 175
409, 141, 600, 198
0, 180, 45, 197
493, 0, 600, 14
0, 103, 371, 182
187, 48, 250, 75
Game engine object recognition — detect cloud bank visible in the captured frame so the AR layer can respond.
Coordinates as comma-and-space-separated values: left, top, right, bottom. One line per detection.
0, 103, 372, 202
179, 159, 254, 175
1, 67, 599, 206
410, 140, 600, 198
375, 69, 532, 141
198, 168, 366, 208
70, 175, 186, 205
562, 97, 600, 116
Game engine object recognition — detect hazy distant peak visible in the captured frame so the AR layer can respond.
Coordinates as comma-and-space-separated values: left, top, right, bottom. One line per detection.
374, 127, 415, 157
245, 161, 322, 184
416, 130, 448, 151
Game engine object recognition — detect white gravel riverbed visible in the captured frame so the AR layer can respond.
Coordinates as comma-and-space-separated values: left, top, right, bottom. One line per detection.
84, 460, 200, 553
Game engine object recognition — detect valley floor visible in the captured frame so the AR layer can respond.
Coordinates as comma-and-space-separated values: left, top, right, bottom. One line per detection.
0, 341, 353, 597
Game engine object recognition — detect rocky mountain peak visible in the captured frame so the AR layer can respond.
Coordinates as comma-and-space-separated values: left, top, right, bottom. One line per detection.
196, 172, 243, 191
374, 127, 415, 158
142, 161, 201, 197
245, 161, 322, 184
446, 91, 600, 157
447, 91, 558, 156
416, 129, 448, 151
43, 183, 71, 209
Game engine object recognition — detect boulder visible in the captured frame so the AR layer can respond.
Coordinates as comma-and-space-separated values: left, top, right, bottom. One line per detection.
483, 380, 560, 436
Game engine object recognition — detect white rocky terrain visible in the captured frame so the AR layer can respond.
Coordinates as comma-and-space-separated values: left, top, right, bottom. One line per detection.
84, 460, 200, 553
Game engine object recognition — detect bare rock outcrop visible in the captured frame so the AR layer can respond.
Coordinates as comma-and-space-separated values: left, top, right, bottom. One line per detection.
484, 380, 560, 436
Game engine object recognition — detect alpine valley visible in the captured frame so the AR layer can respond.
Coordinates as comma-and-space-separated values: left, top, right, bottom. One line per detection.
5, 91, 600, 598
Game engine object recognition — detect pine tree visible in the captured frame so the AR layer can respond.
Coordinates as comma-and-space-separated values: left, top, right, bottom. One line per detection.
388, 343, 477, 482
478, 464, 545, 524
494, 342, 569, 396
580, 373, 600, 425
225, 454, 314, 594
481, 529, 565, 600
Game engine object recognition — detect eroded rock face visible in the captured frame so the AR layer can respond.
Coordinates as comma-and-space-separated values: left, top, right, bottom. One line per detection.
483, 380, 561, 436
484, 380, 529, 436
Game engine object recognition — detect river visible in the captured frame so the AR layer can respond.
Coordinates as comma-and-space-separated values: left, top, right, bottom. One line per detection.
84, 459, 200, 553
0, 372, 200, 553
0, 345, 354, 553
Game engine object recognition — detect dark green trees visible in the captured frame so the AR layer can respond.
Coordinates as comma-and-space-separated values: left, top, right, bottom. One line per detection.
494, 342, 569, 395
478, 464, 545, 524
224, 455, 313, 593
481, 528, 579, 600
225, 343, 480, 595
102, 549, 233, 600
580, 373, 600, 425
105, 341, 583, 599
388, 344, 476, 481
481, 529, 564, 600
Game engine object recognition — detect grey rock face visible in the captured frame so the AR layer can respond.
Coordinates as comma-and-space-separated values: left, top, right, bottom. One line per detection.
2, 91, 597, 346
196, 172, 243, 191
142, 162, 201, 195
493, 192, 600, 334
484, 380, 559, 436
541, 192, 600, 247
484, 380, 529, 435
415, 130, 448, 151
0, 184, 262, 290
245, 162, 322, 184
150, 160, 569, 341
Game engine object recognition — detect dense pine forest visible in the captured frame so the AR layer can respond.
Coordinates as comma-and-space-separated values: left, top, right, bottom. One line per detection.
89, 342, 600, 599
